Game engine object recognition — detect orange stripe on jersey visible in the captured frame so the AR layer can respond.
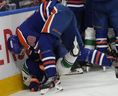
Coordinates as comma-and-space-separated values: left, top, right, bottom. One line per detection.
43, 60, 56, 66
51, 8, 57, 14
96, 41, 107, 45
41, 14, 54, 33
16, 28, 30, 49
42, 7, 57, 33
95, 51, 101, 64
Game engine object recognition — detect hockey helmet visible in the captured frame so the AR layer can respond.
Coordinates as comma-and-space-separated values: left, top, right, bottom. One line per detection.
7, 35, 23, 54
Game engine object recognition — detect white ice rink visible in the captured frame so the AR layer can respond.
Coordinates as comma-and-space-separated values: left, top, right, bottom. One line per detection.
10, 67, 118, 96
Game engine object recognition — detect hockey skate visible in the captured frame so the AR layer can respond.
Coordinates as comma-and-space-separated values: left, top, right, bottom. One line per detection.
70, 36, 83, 74
102, 66, 107, 71
70, 68, 84, 75
70, 61, 84, 74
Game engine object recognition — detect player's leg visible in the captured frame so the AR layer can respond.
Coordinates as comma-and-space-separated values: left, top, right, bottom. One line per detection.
108, 28, 117, 52
109, 9, 118, 77
110, 11, 118, 53
84, 28, 95, 72
58, 7, 113, 73
93, 7, 109, 71
36, 5, 81, 88
56, 36, 80, 75
84, 4, 95, 51
38, 5, 75, 78
78, 48, 113, 67
85, 0, 95, 50
84, 0, 96, 72
57, 47, 113, 75
67, 5, 86, 74
55, 12, 112, 74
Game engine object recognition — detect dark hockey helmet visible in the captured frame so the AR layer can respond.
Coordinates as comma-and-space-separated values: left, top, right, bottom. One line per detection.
7, 35, 23, 54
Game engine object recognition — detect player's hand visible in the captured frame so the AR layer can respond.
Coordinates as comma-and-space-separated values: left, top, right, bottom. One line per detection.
29, 78, 41, 92
29, 81, 39, 92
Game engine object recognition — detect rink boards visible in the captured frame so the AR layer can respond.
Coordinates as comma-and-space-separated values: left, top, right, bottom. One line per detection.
0, 7, 38, 96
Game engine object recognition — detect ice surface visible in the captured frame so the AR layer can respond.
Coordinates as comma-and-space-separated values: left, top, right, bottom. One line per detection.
10, 68, 118, 96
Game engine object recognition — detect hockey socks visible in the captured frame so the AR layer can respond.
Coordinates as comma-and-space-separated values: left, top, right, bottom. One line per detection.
89, 49, 112, 66
56, 36, 80, 75
78, 48, 112, 67
85, 27, 95, 49
62, 36, 79, 68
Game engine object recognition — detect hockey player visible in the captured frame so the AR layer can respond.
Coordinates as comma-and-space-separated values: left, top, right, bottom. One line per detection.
7, 0, 81, 91
93, 0, 118, 73
93, 0, 118, 53
93, 1, 118, 49
7, 35, 80, 92
7, 34, 80, 92
7, 0, 114, 91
